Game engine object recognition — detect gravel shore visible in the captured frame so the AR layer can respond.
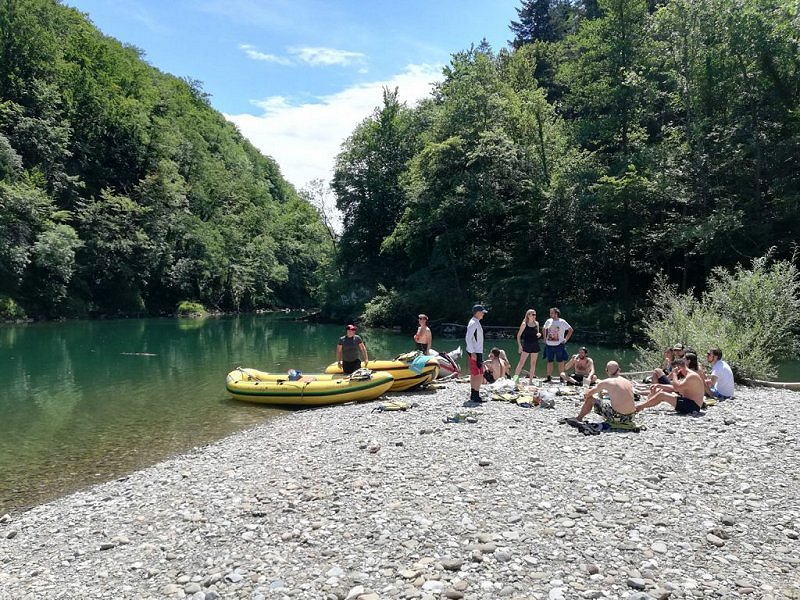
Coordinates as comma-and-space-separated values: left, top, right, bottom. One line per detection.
1, 380, 799, 600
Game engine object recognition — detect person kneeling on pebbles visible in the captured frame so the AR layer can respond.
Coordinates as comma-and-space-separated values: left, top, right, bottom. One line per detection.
636, 358, 705, 414
575, 361, 637, 423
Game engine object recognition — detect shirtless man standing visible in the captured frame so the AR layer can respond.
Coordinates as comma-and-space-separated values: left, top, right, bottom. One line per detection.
560, 346, 596, 386
575, 361, 636, 421
636, 358, 705, 414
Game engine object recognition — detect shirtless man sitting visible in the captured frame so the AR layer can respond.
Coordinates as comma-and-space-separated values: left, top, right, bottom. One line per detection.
483, 347, 511, 383
560, 346, 597, 386
636, 357, 705, 414
575, 361, 637, 422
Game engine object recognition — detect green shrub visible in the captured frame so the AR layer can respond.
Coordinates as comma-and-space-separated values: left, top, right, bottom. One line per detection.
362, 285, 411, 328
0, 296, 26, 321
176, 300, 207, 317
635, 253, 800, 381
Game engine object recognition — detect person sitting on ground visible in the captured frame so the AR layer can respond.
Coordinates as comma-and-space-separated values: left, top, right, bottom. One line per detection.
684, 351, 704, 378
635, 357, 705, 414
560, 346, 597, 386
336, 324, 369, 375
705, 347, 735, 399
484, 347, 511, 383
575, 361, 637, 423
651, 343, 684, 384
413, 314, 432, 353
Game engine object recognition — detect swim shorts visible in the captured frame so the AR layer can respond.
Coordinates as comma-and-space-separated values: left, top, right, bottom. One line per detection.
543, 344, 568, 363
468, 353, 484, 376
709, 386, 732, 400
675, 395, 701, 414
342, 359, 362, 374
593, 397, 637, 425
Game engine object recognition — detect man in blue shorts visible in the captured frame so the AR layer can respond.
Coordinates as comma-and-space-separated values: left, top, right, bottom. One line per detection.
705, 347, 735, 399
541, 307, 572, 382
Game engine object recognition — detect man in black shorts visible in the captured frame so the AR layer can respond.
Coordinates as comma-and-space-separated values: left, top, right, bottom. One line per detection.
635, 358, 705, 414
336, 324, 369, 374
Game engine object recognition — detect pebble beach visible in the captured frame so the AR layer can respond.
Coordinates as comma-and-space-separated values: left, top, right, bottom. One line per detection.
1, 380, 799, 600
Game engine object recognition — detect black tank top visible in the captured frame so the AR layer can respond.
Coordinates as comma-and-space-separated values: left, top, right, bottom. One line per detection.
521, 323, 538, 343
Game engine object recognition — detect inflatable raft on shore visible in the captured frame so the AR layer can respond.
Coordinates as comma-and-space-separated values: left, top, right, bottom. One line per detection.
324, 356, 439, 392
226, 368, 394, 406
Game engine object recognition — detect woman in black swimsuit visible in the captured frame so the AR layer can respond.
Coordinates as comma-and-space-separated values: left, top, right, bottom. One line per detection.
513, 309, 541, 383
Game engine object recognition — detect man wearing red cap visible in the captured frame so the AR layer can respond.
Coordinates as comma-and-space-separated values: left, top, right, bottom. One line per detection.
336, 324, 369, 374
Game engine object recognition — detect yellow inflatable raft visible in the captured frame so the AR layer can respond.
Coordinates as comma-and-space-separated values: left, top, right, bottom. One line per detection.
324, 356, 439, 392
226, 368, 394, 406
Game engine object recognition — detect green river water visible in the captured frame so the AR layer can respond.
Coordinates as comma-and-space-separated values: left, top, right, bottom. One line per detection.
2, 313, 798, 514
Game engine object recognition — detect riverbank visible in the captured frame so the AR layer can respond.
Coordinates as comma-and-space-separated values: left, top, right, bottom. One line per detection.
1, 381, 799, 600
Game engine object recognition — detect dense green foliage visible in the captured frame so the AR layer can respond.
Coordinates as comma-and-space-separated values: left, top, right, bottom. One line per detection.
634, 254, 800, 379
176, 300, 207, 318
0, 0, 332, 318
330, 0, 800, 340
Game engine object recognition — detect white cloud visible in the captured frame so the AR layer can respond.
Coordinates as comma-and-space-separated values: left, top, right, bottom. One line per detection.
288, 46, 366, 67
225, 64, 442, 189
239, 44, 293, 65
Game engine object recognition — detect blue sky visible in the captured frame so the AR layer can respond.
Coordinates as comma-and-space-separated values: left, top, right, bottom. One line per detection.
65, 0, 521, 188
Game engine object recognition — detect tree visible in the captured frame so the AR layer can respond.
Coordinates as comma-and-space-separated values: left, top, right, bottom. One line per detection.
332, 87, 420, 283
29, 223, 82, 311
300, 179, 342, 278
0, 0, 334, 317
510, 0, 559, 45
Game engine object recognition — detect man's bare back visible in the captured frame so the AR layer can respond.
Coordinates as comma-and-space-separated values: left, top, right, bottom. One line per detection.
576, 361, 636, 420
592, 375, 636, 414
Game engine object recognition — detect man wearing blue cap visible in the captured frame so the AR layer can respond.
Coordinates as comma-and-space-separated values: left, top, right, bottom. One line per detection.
466, 304, 488, 402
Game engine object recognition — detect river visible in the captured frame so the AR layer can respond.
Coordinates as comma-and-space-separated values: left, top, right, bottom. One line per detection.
1, 313, 798, 513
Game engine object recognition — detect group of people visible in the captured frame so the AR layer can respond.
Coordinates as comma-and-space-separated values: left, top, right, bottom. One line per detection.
467, 305, 591, 402
576, 345, 734, 424
334, 313, 434, 375
337, 305, 737, 424
464, 302, 736, 420
510, 307, 576, 384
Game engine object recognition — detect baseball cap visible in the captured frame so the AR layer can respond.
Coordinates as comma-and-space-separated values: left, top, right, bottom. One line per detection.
346, 324, 357, 331
672, 343, 684, 351
418, 314, 428, 320
471, 304, 488, 314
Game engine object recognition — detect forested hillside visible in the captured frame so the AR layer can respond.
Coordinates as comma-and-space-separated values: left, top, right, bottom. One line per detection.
331, 0, 800, 338
0, 0, 333, 319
